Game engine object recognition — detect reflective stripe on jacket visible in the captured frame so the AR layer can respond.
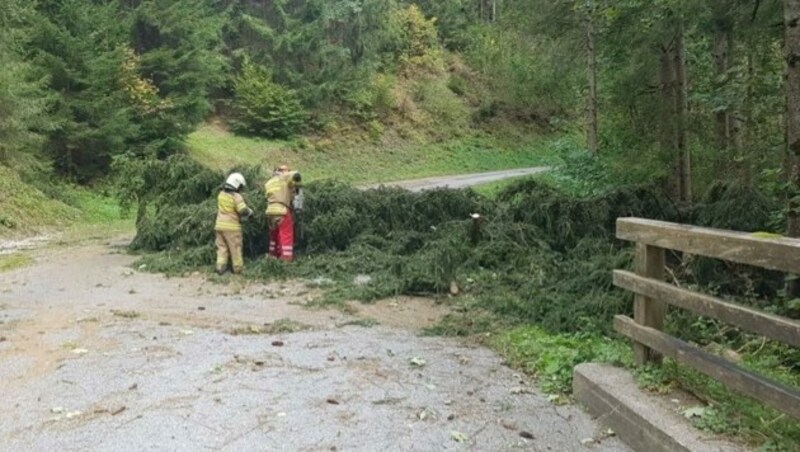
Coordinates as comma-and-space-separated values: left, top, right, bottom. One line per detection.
215, 191, 249, 232
264, 171, 298, 216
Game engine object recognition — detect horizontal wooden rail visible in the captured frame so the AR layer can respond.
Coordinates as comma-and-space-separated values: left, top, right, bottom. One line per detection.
613, 270, 800, 348
616, 218, 800, 274
614, 315, 800, 419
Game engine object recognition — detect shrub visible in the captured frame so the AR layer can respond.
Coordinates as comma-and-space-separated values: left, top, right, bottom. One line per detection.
387, 5, 445, 74
230, 60, 307, 139
413, 79, 470, 133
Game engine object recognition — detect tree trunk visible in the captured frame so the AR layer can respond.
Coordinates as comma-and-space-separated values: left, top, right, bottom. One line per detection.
586, 7, 599, 155
713, 29, 732, 152
786, 0, 800, 238
674, 22, 691, 203
660, 42, 679, 199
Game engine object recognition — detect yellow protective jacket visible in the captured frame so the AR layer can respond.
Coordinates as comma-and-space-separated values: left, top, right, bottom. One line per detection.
214, 190, 250, 232
264, 171, 299, 216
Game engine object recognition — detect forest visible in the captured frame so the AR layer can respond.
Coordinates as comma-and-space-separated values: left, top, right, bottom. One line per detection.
2, 0, 800, 448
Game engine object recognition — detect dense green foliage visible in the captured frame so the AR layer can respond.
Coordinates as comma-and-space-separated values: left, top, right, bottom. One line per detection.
129, 158, 675, 334
230, 60, 307, 138
19, 0, 225, 181
0, 0, 51, 165
3, 0, 791, 199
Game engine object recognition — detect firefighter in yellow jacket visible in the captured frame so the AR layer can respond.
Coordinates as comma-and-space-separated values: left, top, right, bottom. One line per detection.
264, 164, 301, 261
214, 172, 253, 274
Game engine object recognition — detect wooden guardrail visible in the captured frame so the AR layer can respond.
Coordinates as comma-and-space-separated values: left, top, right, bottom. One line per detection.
613, 217, 800, 420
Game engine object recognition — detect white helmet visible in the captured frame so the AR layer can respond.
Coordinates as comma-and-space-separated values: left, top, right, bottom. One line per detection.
225, 172, 247, 190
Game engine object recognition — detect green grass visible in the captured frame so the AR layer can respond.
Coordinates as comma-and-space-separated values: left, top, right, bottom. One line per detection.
635, 350, 800, 449
0, 165, 80, 235
0, 165, 134, 240
493, 324, 799, 449
69, 190, 129, 225
470, 175, 542, 198
0, 253, 33, 272
493, 326, 632, 396
186, 123, 559, 184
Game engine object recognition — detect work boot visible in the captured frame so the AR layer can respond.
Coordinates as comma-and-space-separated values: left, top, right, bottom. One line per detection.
216, 267, 227, 275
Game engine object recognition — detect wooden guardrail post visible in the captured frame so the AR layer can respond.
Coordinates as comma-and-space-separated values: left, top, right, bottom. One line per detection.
633, 243, 666, 365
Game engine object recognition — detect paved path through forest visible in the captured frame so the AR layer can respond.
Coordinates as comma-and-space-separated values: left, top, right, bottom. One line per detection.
0, 167, 629, 451
362, 167, 549, 192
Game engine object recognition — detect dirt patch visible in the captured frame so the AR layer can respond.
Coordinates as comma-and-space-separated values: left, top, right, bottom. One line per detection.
346, 296, 450, 330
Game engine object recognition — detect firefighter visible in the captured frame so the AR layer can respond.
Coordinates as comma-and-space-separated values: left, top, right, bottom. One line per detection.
264, 164, 302, 261
214, 172, 253, 274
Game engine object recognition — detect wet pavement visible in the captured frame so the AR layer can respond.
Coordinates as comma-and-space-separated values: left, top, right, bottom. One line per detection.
360, 167, 550, 192
0, 239, 627, 451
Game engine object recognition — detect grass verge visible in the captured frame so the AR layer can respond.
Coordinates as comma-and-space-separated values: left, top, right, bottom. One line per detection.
0, 165, 133, 240
0, 166, 80, 236
187, 123, 558, 184
489, 324, 799, 449
0, 253, 33, 273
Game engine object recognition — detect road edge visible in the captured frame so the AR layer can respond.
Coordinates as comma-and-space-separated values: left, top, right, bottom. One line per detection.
573, 363, 747, 452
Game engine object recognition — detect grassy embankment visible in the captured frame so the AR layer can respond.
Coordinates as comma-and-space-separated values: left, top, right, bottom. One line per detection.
0, 165, 133, 272
186, 122, 557, 184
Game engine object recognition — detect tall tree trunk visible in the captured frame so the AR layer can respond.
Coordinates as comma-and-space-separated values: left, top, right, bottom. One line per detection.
674, 22, 691, 203
786, 0, 800, 238
660, 42, 679, 199
586, 7, 599, 155
713, 28, 732, 152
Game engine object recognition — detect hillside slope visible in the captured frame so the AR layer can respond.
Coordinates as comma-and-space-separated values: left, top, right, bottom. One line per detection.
187, 123, 556, 184
0, 166, 79, 237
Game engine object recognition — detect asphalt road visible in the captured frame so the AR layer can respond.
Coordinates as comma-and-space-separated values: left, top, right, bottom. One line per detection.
361, 167, 549, 192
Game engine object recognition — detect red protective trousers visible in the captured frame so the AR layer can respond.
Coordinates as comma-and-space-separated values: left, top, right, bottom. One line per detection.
268, 212, 294, 261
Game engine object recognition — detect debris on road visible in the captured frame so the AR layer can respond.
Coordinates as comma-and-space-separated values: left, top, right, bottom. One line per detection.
409, 357, 426, 368
450, 431, 469, 443
111, 309, 140, 319
500, 419, 518, 430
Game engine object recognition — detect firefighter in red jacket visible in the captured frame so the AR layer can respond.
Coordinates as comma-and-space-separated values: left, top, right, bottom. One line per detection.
264, 164, 301, 261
